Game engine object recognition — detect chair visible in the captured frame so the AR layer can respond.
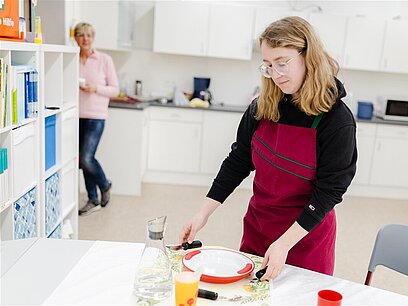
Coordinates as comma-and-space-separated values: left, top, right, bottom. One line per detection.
364, 224, 408, 285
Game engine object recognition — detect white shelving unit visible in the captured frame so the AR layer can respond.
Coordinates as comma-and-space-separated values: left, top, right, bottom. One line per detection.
0, 41, 79, 242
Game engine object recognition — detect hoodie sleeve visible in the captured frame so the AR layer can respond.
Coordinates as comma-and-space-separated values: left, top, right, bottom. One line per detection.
207, 101, 259, 203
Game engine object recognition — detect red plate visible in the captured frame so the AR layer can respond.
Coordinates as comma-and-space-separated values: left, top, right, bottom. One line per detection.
182, 248, 255, 284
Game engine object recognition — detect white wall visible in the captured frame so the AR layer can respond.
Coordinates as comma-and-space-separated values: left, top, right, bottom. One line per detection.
99, 1, 408, 109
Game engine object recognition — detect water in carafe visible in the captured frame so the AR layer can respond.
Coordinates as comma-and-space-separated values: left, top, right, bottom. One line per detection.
133, 216, 172, 301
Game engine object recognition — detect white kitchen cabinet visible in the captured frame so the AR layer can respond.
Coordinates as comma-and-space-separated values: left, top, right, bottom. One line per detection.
201, 111, 242, 174
96, 108, 144, 196
370, 125, 408, 187
343, 16, 385, 71
309, 13, 347, 66
254, 7, 309, 40
153, 2, 209, 57
381, 19, 408, 74
147, 107, 203, 173
207, 4, 254, 60
353, 122, 376, 185
78, 0, 135, 51
153, 2, 254, 60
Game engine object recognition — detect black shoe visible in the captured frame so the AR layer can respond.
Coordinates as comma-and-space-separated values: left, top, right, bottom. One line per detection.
79, 200, 101, 216
101, 181, 112, 207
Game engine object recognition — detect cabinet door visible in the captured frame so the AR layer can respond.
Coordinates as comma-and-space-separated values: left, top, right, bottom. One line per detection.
78, 0, 133, 51
153, 2, 209, 56
79, 1, 117, 50
254, 7, 309, 40
97, 108, 144, 196
353, 122, 376, 185
309, 13, 347, 66
201, 111, 242, 174
381, 19, 408, 73
148, 121, 202, 173
370, 125, 408, 187
207, 4, 254, 60
343, 16, 385, 71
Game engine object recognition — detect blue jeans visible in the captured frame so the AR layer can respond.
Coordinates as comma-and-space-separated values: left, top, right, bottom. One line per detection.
79, 119, 110, 202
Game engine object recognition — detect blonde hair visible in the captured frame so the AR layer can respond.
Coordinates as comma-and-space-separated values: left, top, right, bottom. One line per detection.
257, 16, 339, 122
74, 22, 95, 38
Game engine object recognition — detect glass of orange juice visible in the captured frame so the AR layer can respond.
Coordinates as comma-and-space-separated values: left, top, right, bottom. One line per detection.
175, 271, 200, 306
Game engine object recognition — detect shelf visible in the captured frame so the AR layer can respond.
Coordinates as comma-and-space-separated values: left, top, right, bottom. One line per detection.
12, 181, 37, 204
61, 201, 76, 220
2, 39, 79, 243
63, 102, 77, 111
0, 199, 12, 214
0, 41, 40, 52
11, 117, 37, 130
44, 108, 62, 118
45, 163, 62, 180
41, 44, 79, 53
0, 126, 12, 134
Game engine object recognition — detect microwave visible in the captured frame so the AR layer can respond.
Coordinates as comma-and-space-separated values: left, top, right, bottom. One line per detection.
377, 96, 408, 121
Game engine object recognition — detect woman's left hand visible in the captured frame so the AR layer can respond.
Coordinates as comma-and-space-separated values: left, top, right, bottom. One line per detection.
259, 240, 290, 280
80, 84, 97, 93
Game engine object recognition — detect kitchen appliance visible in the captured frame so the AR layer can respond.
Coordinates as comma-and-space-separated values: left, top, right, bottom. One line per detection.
378, 96, 408, 121
357, 101, 373, 119
192, 77, 212, 103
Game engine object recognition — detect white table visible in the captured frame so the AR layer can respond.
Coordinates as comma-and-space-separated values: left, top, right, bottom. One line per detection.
1, 238, 407, 305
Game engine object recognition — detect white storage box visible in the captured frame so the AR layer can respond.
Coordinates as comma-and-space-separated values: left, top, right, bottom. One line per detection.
12, 124, 36, 197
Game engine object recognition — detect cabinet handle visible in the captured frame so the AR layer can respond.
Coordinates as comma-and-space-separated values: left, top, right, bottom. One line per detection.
377, 142, 381, 151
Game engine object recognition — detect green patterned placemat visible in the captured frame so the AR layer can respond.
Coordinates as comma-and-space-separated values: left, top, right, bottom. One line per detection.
169, 247, 271, 305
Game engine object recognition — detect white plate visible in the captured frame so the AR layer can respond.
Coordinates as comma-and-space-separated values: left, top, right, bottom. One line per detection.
182, 248, 255, 284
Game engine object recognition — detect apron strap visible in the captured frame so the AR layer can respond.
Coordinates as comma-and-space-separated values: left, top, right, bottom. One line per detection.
311, 113, 323, 129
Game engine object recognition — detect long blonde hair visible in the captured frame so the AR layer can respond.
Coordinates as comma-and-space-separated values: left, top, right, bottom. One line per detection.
257, 16, 339, 122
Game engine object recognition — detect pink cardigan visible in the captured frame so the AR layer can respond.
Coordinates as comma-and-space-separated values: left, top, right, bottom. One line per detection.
79, 49, 119, 119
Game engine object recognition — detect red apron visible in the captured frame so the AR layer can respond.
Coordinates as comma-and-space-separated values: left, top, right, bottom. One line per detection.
240, 115, 336, 275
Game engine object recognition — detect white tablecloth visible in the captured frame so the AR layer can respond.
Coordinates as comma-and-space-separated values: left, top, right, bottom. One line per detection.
42, 241, 408, 305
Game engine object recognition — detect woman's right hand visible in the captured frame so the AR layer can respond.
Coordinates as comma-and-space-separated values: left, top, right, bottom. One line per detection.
179, 197, 221, 244
179, 213, 208, 244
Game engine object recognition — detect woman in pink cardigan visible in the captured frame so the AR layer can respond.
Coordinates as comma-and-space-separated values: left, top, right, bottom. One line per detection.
74, 22, 119, 216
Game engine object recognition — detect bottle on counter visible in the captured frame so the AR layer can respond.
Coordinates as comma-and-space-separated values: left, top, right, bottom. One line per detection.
133, 216, 172, 302
135, 80, 143, 96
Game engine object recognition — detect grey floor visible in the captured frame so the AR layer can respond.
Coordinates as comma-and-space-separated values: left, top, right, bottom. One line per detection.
79, 183, 408, 296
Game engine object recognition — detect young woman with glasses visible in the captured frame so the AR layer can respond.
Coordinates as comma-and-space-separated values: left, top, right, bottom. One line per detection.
75, 22, 119, 216
179, 16, 357, 280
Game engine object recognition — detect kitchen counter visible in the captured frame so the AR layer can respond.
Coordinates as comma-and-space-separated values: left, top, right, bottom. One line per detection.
355, 115, 408, 126
109, 100, 248, 113
110, 100, 408, 126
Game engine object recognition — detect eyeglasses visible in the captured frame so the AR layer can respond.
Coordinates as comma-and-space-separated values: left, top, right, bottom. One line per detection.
75, 33, 93, 39
259, 51, 302, 78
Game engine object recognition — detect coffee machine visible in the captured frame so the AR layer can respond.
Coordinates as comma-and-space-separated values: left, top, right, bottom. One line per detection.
192, 77, 212, 104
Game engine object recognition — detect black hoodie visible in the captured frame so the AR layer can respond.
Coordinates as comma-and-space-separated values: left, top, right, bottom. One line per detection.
207, 80, 357, 232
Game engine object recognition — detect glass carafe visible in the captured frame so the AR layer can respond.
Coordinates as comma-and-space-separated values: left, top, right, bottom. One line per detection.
133, 216, 172, 301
